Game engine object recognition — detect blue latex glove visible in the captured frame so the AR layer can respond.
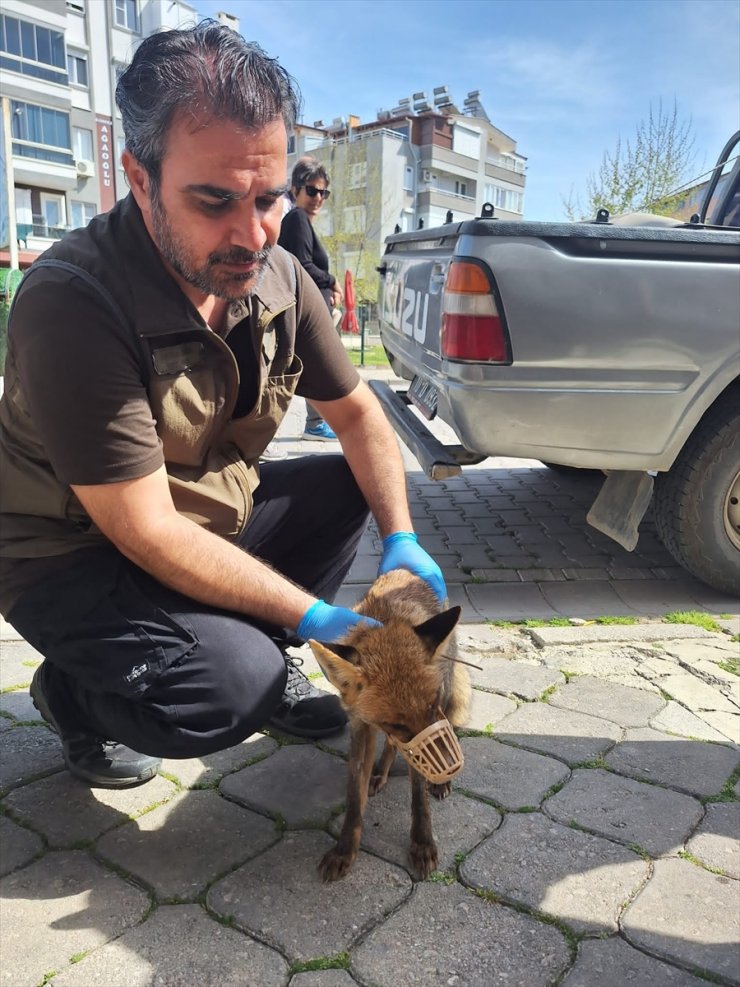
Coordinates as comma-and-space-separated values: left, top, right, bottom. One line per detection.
378, 531, 447, 604
297, 600, 381, 643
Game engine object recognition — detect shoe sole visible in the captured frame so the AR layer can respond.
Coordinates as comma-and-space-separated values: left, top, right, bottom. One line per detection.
302, 434, 335, 441
266, 717, 347, 739
65, 763, 160, 789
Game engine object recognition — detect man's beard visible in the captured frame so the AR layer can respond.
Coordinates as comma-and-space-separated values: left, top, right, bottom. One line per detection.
150, 193, 271, 301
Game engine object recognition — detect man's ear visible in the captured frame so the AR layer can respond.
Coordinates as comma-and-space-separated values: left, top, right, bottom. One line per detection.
309, 640, 365, 702
413, 606, 461, 659
122, 150, 153, 217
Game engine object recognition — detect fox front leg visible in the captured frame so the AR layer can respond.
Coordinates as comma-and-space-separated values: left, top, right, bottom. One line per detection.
368, 737, 396, 796
318, 722, 377, 882
408, 767, 438, 879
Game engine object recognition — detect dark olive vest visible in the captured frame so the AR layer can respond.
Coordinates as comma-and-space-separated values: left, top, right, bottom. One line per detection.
0, 195, 304, 561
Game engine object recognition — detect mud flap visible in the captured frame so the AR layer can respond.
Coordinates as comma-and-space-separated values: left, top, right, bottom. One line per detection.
586, 470, 655, 551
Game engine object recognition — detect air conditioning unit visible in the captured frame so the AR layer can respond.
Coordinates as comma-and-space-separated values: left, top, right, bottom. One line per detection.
76, 159, 95, 178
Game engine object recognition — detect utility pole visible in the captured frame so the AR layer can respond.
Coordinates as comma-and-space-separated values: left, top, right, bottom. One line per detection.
0, 97, 19, 269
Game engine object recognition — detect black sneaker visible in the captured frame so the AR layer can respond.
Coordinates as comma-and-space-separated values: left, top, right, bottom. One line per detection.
30, 665, 161, 788
268, 654, 347, 739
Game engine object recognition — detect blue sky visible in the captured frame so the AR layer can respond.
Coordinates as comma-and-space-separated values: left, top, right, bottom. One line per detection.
194, 0, 740, 220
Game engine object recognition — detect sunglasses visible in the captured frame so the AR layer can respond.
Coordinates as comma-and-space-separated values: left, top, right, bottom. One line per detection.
303, 185, 331, 200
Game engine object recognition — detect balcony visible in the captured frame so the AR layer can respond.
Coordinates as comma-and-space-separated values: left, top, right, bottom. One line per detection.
417, 186, 477, 214
16, 215, 71, 252
12, 144, 78, 191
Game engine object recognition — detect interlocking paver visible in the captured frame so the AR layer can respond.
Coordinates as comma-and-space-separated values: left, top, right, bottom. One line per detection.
466, 687, 517, 732
545, 768, 703, 856
604, 727, 740, 798
469, 655, 564, 698
0, 724, 63, 793
549, 676, 665, 726
495, 704, 622, 764
650, 700, 733, 743
460, 811, 648, 934
0, 689, 44, 723
207, 830, 411, 963
622, 857, 740, 983
160, 733, 278, 788
352, 881, 570, 987
685, 801, 740, 879
0, 850, 149, 987
95, 790, 278, 900
0, 814, 43, 877
562, 936, 709, 986
460, 737, 570, 809
51, 903, 289, 986
3, 772, 178, 847
0, 639, 43, 690
220, 743, 346, 828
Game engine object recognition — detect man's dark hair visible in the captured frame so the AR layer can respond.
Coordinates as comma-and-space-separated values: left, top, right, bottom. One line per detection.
291, 156, 330, 191
116, 19, 300, 183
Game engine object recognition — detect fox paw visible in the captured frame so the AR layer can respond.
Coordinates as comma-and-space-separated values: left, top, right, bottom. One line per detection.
409, 839, 438, 880
318, 846, 356, 882
368, 774, 388, 797
430, 781, 451, 800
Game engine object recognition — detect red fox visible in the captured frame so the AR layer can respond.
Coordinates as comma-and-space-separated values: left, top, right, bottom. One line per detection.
309, 569, 471, 881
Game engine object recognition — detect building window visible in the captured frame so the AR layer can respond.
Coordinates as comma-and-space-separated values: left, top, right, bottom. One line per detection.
116, 135, 126, 164
287, 134, 296, 155
67, 51, 88, 87
11, 101, 73, 166
114, 0, 138, 32
454, 180, 468, 197
0, 14, 67, 84
70, 201, 97, 229
72, 127, 94, 162
66, 1, 86, 12
349, 161, 367, 189
484, 181, 523, 214
39, 192, 67, 237
403, 166, 413, 192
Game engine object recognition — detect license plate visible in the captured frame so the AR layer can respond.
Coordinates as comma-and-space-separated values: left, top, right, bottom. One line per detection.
408, 375, 438, 420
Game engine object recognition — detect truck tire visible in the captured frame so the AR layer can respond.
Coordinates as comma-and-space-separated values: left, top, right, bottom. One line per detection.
653, 390, 740, 595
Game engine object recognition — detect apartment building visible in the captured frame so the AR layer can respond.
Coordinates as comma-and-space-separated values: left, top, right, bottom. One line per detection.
289, 87, 527, 301
0, 0, 206, 268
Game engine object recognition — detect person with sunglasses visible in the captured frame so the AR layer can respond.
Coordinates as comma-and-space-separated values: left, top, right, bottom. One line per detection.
279, 157, 343, 440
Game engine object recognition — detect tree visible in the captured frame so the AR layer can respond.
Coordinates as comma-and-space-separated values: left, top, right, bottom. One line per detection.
563, 100, 696, 221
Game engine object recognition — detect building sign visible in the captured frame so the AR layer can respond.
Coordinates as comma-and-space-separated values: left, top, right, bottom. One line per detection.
96, 115, 116, 212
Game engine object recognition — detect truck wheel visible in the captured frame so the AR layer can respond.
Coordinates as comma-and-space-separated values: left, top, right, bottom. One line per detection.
653, 393, 740, 595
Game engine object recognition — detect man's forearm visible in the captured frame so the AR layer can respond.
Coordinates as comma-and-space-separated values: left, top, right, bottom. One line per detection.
121, 513, 316, 628
338, 399, 413, 538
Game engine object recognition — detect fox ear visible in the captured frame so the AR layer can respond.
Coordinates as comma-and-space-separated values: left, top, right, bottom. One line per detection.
413, 606, 461, 657
309, 640, 364, 698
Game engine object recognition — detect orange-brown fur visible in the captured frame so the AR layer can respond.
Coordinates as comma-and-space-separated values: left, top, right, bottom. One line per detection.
309, 569, 470, 881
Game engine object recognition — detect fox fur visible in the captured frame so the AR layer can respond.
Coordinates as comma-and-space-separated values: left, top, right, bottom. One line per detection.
309, 569, 471, 881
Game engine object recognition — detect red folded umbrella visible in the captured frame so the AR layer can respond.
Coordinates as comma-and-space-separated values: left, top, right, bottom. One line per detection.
341, 268, 359, 334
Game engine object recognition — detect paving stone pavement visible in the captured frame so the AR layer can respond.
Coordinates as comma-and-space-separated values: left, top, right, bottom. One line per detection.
1, 369, 739, 986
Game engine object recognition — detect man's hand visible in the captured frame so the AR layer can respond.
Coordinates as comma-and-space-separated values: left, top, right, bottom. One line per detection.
297, 600, 381, 643
378, 532, 447, 604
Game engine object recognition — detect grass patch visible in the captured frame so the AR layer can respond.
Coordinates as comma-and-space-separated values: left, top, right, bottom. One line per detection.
663, 611, 722, 633
704, 764, 740, 803
290, 953, 351, 974
347, 345, 389, 367
717, 659, 740, 677
678, 849, 726, 875
486, 619, 516, 629
427, 870, 456, 885
595, 615, 639, 625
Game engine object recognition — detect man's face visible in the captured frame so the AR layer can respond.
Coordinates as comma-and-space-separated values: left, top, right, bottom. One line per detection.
133, 114, 288, 303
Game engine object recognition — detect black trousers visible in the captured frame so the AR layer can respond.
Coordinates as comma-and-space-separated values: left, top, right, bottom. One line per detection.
9, 455, 370, 758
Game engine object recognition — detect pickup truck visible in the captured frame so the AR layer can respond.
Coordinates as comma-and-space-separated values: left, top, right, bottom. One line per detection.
371, 132, 740, 595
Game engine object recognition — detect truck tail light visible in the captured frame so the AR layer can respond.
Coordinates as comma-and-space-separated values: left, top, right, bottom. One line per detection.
442, 260, 510, 362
